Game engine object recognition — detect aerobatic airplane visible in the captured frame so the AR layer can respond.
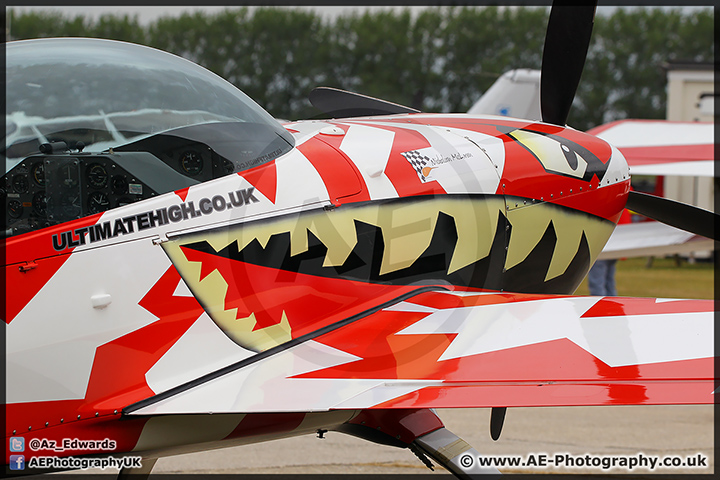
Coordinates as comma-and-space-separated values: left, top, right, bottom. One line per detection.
3, 4, 716, 477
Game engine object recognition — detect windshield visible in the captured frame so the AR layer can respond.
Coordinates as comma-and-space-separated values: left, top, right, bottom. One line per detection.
3, 38, 294, 237
5, 37, 294, 168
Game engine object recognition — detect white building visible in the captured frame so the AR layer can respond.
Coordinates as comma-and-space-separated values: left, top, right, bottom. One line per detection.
663, 61, 715, 214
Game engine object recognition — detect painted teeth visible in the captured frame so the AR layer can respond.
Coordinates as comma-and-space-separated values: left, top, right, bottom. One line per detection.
162, 196, 613, 352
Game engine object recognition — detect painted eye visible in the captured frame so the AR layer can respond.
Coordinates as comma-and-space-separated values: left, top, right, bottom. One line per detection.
561, 143, 578, 170
506, 128, 607, 182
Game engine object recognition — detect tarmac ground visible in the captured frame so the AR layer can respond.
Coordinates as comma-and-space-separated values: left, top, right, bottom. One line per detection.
138, 404, 713, 475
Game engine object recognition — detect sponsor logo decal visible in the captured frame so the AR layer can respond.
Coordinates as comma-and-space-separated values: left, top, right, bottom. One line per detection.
51, 188, 260, 251
401, 147, 475, 182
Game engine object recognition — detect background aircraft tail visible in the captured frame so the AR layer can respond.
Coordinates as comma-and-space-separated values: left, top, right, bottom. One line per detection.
467, 69, 541, 121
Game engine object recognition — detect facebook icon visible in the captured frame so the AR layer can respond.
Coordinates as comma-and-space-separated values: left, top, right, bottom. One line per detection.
9, 455, 25, 470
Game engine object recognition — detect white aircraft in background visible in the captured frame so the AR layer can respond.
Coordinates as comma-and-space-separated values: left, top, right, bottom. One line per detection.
589, 119, 714, 259
467, 69, 542, 121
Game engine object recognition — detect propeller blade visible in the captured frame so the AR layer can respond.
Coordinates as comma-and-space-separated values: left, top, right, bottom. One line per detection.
626, 191, 718, 241
540, 3, 597, 125
309, 86, 420, 118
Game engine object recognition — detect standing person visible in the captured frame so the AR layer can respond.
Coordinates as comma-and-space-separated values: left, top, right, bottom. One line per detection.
588, 258, 618, 296
588, 207, 632, 296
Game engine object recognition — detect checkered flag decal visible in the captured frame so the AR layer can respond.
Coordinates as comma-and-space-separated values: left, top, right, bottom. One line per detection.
401, 150, 431, 182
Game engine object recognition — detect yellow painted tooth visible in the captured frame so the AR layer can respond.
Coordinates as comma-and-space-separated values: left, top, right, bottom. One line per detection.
306, 212, 358, 267
504, 199, 614, 281
505, 207, 551, 271
543, 210, 613, 281
377, 202, 438, 276
446, 199, 504, 274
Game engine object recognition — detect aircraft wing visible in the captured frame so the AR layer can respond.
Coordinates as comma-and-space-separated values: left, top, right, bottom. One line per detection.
598, 221, 715, 259
587, 119, 714, 177
124, 289, 714, 416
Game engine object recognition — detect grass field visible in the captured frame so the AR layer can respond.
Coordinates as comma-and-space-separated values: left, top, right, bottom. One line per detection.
575, 256, 715, 299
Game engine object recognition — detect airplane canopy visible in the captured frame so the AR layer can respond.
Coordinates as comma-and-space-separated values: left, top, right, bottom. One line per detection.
5, 37, 294, 170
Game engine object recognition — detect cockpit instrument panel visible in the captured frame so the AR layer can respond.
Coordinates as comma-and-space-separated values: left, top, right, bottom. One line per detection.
2, 153, 159, 236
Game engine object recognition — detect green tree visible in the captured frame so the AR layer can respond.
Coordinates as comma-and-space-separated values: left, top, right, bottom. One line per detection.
7, 9, 144, 43
572, 8, 714, 130
407, 8, 446, 111
90, 13, 145, 43
5, 6, 714, 126
439, 6, 547, 112
7, 9, 91, 39
339, 9, 417, 109
147, 8, 331, 120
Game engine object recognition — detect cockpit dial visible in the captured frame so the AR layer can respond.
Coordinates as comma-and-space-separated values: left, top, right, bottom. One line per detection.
180, 150, 203, 176
87, 163, 109, 188
12, 175, 29, 194
31, 162, 45, 186
87, 191, 111, 214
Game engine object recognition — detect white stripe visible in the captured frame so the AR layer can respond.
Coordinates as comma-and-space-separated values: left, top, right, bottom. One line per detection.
383, 301, 437, 313
339, 124, 398, 200
172, 278, 195, 297
397, 297, 713, 367
629, 160, 713, 177
145, 313, 255, 395
275, 149, 330, 207
596, 121, 713, 148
